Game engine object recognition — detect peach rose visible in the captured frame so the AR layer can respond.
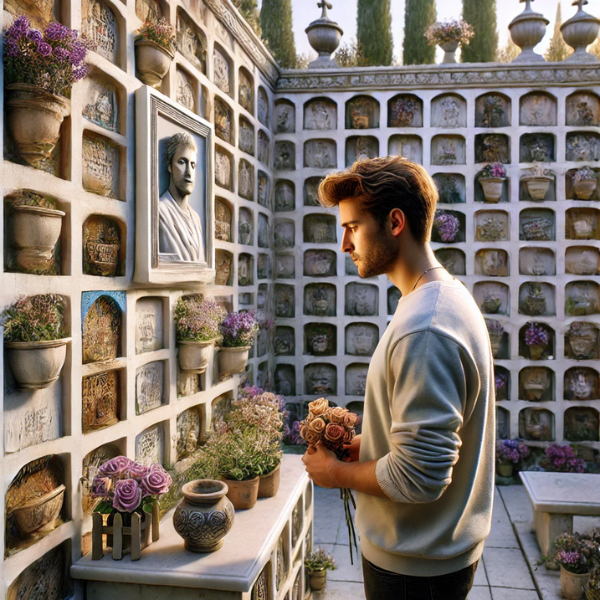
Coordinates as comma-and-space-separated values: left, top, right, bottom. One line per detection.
326, 406, 348, 424
302, 428, 321, 445
309, 397, 329, 416
343, 412, 359, 428
324, 423, 345, 449
308, 417, 326, 436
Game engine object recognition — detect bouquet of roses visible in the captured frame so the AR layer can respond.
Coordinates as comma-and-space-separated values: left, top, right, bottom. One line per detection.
300, 398, 360, 563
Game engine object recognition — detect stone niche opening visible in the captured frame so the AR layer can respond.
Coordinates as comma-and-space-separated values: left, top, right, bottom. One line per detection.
565, 367, 599, 401
519, 282, 556, 316
275, 284, 295, 318
346, 363, 368, 396
565, 321, 600, 361
82, 293, 123, 363
475, 210, 509, 242
275, 179, 295, 212
256, 361, 270, 390
347, 136, 379, 166
214, 145, 233, 190
214, 249, 233, 285
304, 176, 325, 207
238, 253, 254, 286
257, 213, 270, 248
304, 363, 336, 395
475, 249, 509, 277
238, 207, 253, 246
258, 86, 269, 127
210, 393, 232, 433
388, 135, 422, 164
176, 68, 198, 114
519, 91, 557, 127
566, 208, 600, 240
82, 442, 121, 516
566, 91, 600, 127
214, 96, 234, 145
565, 246, 600, 275
275, 364, 295, 396
215, 197, 233, 242
486, 319, 509, 359
303, 214, 337, 244
433, 173, 466, 204
136, 361, 165, 415
274, 218, 294, 250
497, 406, 510, 438
388, 93, 424, 128
474, 281, 510, 315
176, 7, 206, 74
257, 253, 271, 280
345, 95, 380, 129
135, 422, 165, 466
257, 283, 270, 311
304, 139, 337, 169
431, 135, 466, 165
519, 367, 554, 402
519, 247, 556, 276
176, 405, 204, 460
258, 133, 271, 167
304, 249, 336, 277
275, 253, 294, 279
238, 159, 254, 201
213, 42, 233, 97
346, 282, 379, 316
475, 92, 511, 128
304, 97, 337, 131
238, 66, 254, 115
304, 323, 336, 356
275, 99, 295, 134
432, 209, 465, 243
82, 215, 124, 277
565, 167, 600, 201
430, 93, 466, 128
565, 281, 600, 316
82, 130, 124, 199
238, 116, 255, 156
565, 407, 599, 442
475, 171, 510, 204
519, 408, 554, 441
81, 70, 122, 134
495, 365, 511, 401
135, 296, 164, 354
346, 323, 379, 357
274, 141, 296, 171
304, 283, 336, 317
520, 208, 555, 241
520, 171, 556, 202
518, 322, 555, 360
387, 286, 402, 315
83, 369, 121, 432
475, 133, 510, 164
83, 0, 121, 67
434, 248, 466, 276
566, 132, 600, 162
520, 133, 555, 163
5, 454, 67, 557
274, 326, 295, 356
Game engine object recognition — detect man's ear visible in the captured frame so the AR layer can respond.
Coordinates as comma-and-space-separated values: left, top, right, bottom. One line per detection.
389, 208, 406, 237
166, 158, 172, 174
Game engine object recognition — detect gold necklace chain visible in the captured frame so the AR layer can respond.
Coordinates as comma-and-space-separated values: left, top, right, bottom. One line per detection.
410, 266, 445, 293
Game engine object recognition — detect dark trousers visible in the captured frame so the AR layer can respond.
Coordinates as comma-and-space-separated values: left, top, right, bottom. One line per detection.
362, 556, 479, 600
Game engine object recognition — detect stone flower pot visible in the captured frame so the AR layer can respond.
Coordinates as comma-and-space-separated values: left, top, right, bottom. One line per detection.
258, 462, 281, 499
440, 40, 459, 64
5, 338, 71, 389
308, 570, 328, 591
217, 346, 251, 379
13, 205, 65, 273
560, 565, 589, 600
6, 83, 70, 168
222, 476, 259, 510
178, 339, 218, 374
479, 177, 505, 203
497, 463, 513, 478
173, 480, 235, 552
522, 175, 553, 201
134, 39, 175, 88
12, 484, 65, 535
574, 179, 598, 201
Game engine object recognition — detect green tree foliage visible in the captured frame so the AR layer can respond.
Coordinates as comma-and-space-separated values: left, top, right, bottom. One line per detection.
495, 38, 520, 63
544, 3, 570, 62
402, 0, 436, 65
334, 39, 370, 67
462, 0, 498, 63
260, 0, 297, 68
357, 0, 394, 66
232, 0, 261, 35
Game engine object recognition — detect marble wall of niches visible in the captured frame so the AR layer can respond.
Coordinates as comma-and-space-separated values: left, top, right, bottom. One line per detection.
1, 0, 278, 595
273, 82, 600, 459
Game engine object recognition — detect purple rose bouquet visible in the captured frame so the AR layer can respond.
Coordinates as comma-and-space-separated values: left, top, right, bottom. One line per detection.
433, 211, 461, 243
219, 311, 259, 348
524, 322, 549, 346
3, 16, 89, 98
90, 456, 172, 515
541, 444, 587, 473
479, 163, 507, 179
497, 439, 530, 466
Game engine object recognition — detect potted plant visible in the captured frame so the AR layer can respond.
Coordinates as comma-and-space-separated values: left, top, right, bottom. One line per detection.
305, 548, 337, 591
496, 439, 530, 478
217, 311, 259, 378
134, 17, 176, 88
89, 456, 171, 560
522, 163, 554, 201
524, 322, 550, 360
478, 163, 507, 203
550, 532, 598, 600
175, 295, 223, 374
424, 19, 474, 63
541, 444, 587, 473
573, 167, 598, 201
3, 17, 88, 169
433, 211, 461, 243
9, 190, 64, 274
585, 566, 600, 600
2, 294, 71, 389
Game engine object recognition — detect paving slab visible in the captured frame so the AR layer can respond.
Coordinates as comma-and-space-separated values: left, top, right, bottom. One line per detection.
473, 559, 489, 586
491, 588, 540, 600
329, 542, 363, 584
469, 586, 493, 600
483, 548, 536, 590
312, 580, 366, 600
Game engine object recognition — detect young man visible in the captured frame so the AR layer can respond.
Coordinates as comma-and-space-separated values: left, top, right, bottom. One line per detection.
302, 156, 495, 600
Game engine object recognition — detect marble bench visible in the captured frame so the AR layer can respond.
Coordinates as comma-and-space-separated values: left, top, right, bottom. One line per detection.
519, 471, 600, 556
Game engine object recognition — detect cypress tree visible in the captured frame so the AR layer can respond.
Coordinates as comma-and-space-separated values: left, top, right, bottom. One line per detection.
260, 0, 297, 69
357, 0, 394, 66
233, 0, 261, 36
462, 0, 498, 63
402, 0, 436, 65
544, 3, 570, 62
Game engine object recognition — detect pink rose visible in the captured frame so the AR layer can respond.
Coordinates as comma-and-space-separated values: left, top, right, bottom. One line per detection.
90, 476, 112, 498
140, 468, 172, 497
98, 456, 134, 478
112, 479, 142, 512
127, 462, 149, 480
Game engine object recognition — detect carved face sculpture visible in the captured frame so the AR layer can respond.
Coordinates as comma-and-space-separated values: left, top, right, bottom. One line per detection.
168, 144, 197, 197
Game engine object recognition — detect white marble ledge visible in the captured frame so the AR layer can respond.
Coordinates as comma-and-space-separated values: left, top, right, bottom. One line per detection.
71, 454, 310, 593
520, 472, 600, 514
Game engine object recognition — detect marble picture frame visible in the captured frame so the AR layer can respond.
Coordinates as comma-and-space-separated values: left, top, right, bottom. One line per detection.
135, 86, 215, 285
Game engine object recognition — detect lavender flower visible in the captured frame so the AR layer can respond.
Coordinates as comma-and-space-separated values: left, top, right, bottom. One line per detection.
220, 311, 259, 348
524, 322, 549, 346
26, 29, 43, 43
479, 163, 507, 179
175, 295, 223, 342
497, 439, 530, 465
541, 444, 587, 473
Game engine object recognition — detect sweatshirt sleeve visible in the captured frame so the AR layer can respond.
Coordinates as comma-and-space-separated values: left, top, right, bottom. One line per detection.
375, 330, 471, 504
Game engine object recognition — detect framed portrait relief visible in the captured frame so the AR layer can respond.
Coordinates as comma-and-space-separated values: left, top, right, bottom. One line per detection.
135, 86, 215, 285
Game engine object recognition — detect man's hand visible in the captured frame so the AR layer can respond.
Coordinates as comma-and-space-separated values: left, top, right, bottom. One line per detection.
301, 443, 340, 489
343, 434, 361, 462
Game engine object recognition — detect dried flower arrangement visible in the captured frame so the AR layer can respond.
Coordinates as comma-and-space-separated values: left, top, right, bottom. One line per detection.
574, 167, 598, 183
479, 163, 507, 179
2, 294, 66, 342
424, 19, 474, 46
174, 295, 223, 342
135, 17, 176, 53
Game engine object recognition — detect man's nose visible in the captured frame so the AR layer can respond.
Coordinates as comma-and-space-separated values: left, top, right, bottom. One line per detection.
341, 230, 353, 254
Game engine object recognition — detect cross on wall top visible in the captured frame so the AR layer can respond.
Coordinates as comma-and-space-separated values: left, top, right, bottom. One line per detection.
318, 1, 333, 18
572, 0, 588, 9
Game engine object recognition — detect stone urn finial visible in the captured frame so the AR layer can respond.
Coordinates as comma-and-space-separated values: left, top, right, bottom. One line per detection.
509, 0, 549, 63
560, 0, 600, 63
306, 1, 343, 69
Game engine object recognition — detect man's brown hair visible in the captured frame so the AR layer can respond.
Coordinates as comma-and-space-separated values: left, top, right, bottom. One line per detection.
318, 156, 438, 243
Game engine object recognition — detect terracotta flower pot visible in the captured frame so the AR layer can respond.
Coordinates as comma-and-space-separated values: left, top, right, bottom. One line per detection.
12, 484, 65, 535
308, 570, 328, 591
523, 175, 553, 201
173, 480, 235, 552
5, 338, 71, 389
574, 179, 598, 201
497, 463, 513, 478
479, 177, 505, 203
217, 346, 251, 379
6, 83, 70, 168
178, 339, 218, 373
134, 39, 175, 88
560, 565, 589, 600
258, 463, 281, 499
13, 205, 65, 273
222, 476, 259, 510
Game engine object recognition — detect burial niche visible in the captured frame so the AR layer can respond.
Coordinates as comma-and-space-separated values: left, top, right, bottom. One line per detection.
215, 147, 233, 190
238, 207, 253, 246
346, 95, 380, 129
475, 93, 510, 127
495, 366, 510, 402
519, 408, 554, 441
565, 281, 600, 316
304, 140, 337, 169
388, 135, 422, 164
274, 326, 295, 356
519, 92, 557, 127
497, 407, 510, 438
432, 210, 465, 243
519, 247, 556, 276
520, 133, 555, 162
346, 323, 379, 357
475, 249, 509, 277
431, 93, 467, 128
82, 444, 120, 516
176, 406, 202, 459
215, 250, 233, 286
346, 363, 369, 396
388, 94, 423, 127
486, 319, 509, 359
433, 174, 466, 204
304, 176, 325, 206
564, 407, 599, 442
274, 218, 294, 250
258, 132, 270, 166
565, 208, 600, 240
239, 117, 254, 155
565, 247, 600, 275
518, 322, 555, 360
434, 248, 466, 276
520, 208, 555, 241
238, 253, 254, 286
83, 215, 123, 276
347, 136, 379, 166
304, 323, 336, 356
238, 67, 254, 114
431, 135, 466, 165
82, 294, 122, 363
176, 68, 196, 113
135, 423, 164, 466
274, 141, 295, 171
304, 249, 336, 277
566, 91, 600, 127
275, 180, 295, 212
304, 97, 337, 130
475, 134, 510, 164
275, 364, 295, 396
388, 286, 402, 315
475, 210, 509, 242
176, 8, 206, 73
136, 362, 164, 414
518, 282, 556, 316
82, 0, 119, 65
214, 97, 233, 144
215, 198, 232, 242
304, 363, 336, 395
257, 214, 270, 248
238, 159, 254, 201
275, 284, 295, 318
565, 167, 600, 201
303, 214, 337, 244
346, 282, 379, 317
566, 132, 600, 162
257, 253, 271, 279
82, 131, 122, 199
519, 367, 554, 402
257, 86, 269, 127
213, 44, 232, 96
275, 99, 295, 133
565, 367, 599, 401
135, 296, 164, 354
82, 74, 119, 132
82, 370, 119, 432
304, 283, 336, 317
565, 322, 600, 361
275, 254, 294, 279
473, 282, 510, 315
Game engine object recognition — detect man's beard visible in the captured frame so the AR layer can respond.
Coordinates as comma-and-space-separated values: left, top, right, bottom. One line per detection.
175, 181, 194, 196
352, 233, 398, 279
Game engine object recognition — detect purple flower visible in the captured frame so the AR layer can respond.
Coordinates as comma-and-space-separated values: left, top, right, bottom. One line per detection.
220, 311, 259, 347
127, 462, 149, 480
524, 322, 549, 346
44, 22, 70, 41
52, 47, 69, 61
26, 29, 43, 42
140, 468, 172, 497
98, 456, 134, 478
37, 42, 52, 57
90, 476, 112, 498
113, 479, 142, 512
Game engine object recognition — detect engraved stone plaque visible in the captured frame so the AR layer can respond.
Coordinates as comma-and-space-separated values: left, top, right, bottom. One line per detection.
215, 148, 232, 189
83, 0, 118, 63
238, 208, 253, 245
520, 92, 557, 126
82, 78, 118, 132
519, 247, 556, 276
239, 159, 254, 200
258, 87, 269, 126
274, 219, 294, 249
305, 363, 336, 395
346, 363, 368, 396
177, 8, 207, 73
83, 215, 122, 276
275, 100, 295, 133
346, 323, 379, 356
213, 47, 230, 94
214, 98, 233, 144
520, 208, 555, 241
275, 284, 295, 318
346, 136, 379, 166
82, 370, 119, 432
82, 132, 121, 199
566, 208, 599, 240
82, 295, 121, 364
136, 297, 163, 353
388, 94, 423, 127
433, 174, 466, 204
275, 254, 295, 279
274, 141, 295, 171
6, 541, 66, 593
475, 210, 509, 242
135, 424, 164, 466
565, 246, 600, 275
215, 198, 232, 242
303, 214, 337, 243
475, 134, 510, 164
176, 69, 195, 112
304, 140, 337, 169
176, 407, 202, 459
474, 282, 509, 315
431, 135, 466, 165
239, 69, 254, 114
566, 132, 600, 162
430, 94, 466, 128
136, 362, 164, 414
257, 131, 270, 165
434, 248, 466, 276
304, 98, 337, 130
304, 283, 336, 317
475, 93, 510, 127
388, 135, 422, 164
566, 91, 600, 127
475, 249, 509, 277
274, 326, 295, 356
136, 0, 162, 21
346, 95, 379, 129
239, 117, 255, 155
275, 364, 295, 395
238, 253, 253, 286
304, 249, 336, 276
346, 282, 378, 316
302, 177, 323, 208
258, 171, 270, 208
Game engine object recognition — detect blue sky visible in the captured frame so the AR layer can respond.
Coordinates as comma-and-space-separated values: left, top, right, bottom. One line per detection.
258, 0, 571, 63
